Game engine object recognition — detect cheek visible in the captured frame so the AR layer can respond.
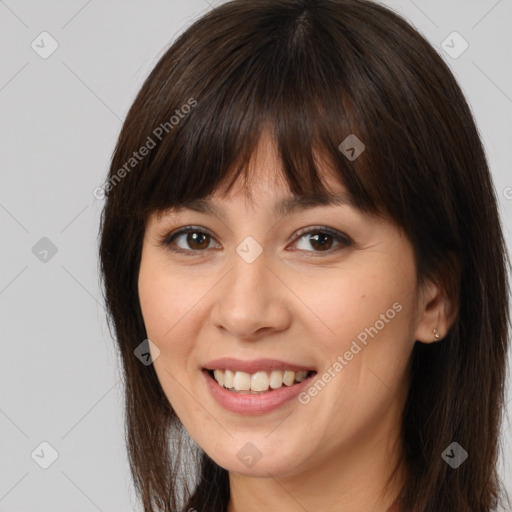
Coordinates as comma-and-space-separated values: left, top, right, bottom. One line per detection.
296, 252, 417, 368
138, 271, 172, 341
138, 257, 201, 414
138, 253, 199, 362
305, 273, 411, 329
291, 265, 415, 446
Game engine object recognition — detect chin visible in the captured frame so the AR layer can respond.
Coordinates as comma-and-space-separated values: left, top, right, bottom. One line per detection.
202, 436, 311, 478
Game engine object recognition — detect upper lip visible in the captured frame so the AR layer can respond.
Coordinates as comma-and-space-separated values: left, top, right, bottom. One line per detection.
203, 357, 316, 374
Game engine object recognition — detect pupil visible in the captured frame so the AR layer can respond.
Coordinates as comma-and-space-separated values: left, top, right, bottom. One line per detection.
189, 232, 209, 249
311, 233, 332, 251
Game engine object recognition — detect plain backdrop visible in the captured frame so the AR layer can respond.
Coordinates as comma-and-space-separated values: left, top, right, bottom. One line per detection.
0, 1, 511, 510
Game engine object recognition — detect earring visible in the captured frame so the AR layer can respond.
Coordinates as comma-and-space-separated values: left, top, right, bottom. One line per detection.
432, 328, 440, 341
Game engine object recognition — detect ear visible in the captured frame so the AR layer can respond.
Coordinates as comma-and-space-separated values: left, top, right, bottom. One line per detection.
413, 277, 458, 344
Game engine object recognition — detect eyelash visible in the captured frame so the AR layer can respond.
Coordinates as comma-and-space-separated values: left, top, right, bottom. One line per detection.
157, 225, 353, 257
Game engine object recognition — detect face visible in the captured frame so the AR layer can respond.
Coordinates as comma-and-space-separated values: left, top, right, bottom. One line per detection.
138, 131, 425, 479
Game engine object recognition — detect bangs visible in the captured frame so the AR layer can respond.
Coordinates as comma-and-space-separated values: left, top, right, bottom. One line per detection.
115, 1, 418, 223
142, 87, 380, 217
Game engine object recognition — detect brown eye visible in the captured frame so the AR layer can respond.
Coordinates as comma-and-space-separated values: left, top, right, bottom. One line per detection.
160, 227, 218, 254
291, 227, 353, 253
308, 233, 334, 251
184, 232, 211, 250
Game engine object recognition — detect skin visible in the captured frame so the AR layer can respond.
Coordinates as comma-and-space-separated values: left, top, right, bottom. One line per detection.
138, 131, 455, 512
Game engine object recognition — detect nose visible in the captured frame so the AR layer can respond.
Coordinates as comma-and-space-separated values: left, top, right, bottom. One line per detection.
210, 249, 292, 341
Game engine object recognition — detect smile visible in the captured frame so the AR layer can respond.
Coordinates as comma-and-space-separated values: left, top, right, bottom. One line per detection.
209, 369, 313, 393
202, 358, 317, 414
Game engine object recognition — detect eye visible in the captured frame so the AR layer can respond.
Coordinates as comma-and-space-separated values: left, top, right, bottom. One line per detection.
158, 227, 219, 255
158, 225, 352, 256
290, 226, 353, 253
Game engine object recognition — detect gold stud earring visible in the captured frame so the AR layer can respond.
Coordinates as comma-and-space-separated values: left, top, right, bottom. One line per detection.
432, 328, 440, 341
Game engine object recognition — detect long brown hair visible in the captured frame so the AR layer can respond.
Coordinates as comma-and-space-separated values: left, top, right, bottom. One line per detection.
98, 1, 511, 510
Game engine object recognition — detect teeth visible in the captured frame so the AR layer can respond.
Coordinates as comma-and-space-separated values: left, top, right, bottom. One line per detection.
211, 369, 312, 392
251, 371, 270, 392
233, 371, 251, 391
295, 370, 308, 382
283, 370, 295, 386
213, 369, 224, 387
224, 369, 235, 388
269, 370, 283, 389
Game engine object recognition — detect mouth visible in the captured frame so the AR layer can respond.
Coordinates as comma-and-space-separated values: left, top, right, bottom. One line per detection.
204, 368, 317, 394
202, 357, 318, 413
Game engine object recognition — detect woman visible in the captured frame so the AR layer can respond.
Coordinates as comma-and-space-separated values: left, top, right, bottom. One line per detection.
98, 0, 511, 511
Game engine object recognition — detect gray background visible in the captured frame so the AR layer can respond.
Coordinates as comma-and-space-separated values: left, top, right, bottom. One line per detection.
0, 0, 511, 510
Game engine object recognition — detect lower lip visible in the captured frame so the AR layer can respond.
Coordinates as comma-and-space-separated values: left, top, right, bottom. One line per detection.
203, 370, 315, 415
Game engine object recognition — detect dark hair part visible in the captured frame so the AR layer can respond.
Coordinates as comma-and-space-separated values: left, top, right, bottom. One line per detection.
98, 0, 511, 510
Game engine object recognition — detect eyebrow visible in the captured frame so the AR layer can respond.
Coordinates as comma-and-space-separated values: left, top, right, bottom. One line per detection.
169, 193, 357, 222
